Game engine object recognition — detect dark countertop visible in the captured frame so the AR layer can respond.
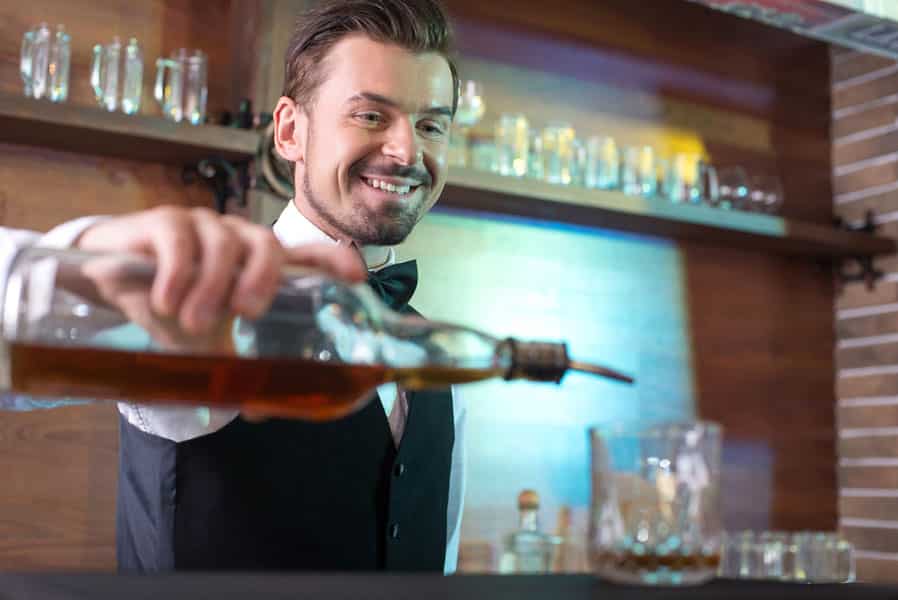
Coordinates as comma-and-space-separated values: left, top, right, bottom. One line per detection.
2, 574, 898, 600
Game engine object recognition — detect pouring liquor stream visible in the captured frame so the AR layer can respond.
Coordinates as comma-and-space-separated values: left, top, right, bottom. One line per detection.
500, 339, 634, 385
568, 360, 634, 384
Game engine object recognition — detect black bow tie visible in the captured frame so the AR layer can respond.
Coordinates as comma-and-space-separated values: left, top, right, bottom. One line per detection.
367, 260, 418, 311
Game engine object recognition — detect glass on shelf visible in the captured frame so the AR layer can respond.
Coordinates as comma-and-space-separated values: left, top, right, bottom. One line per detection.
622, 146, 657, 197
448, 80, 485, 169
663, 153, 701, 205
91, 37, 123, 112
494, 113, 530, 177
49, 25, 70, 102
540, 122, 577, 185
716, 166, 750, 211
20, 23, 69, 102
527, 129, 544, 180
748, 175, 785, 215
469, 134, 498, 174
154, 48, 208, 125
584, 136, 619, 190
454, 80, 485, 128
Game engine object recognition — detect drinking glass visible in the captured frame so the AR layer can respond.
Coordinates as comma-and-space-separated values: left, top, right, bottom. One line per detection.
447, 81, 484, 170
494, 114, 530, 177
454, 80, 485, 128
469, 136, 498, 173
716, 167, 750, 211
21, 23, 69, 102
663, 154, 701, 205
621, 146, 657, 197
527, 130, 544, 180
154, 49, 207, 125
720, 530, 855, 583
447, 124, 468, 168
589, 421, 722, 586
584, 136, 620, 190
748, 175, 785, 214
92, 38, 143, 114
540, 123, 577, 185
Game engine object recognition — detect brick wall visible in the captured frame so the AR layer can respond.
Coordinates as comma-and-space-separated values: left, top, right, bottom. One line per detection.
833, 48, 898, 583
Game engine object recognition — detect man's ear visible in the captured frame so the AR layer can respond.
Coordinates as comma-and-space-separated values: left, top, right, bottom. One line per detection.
272, 96, 309, 165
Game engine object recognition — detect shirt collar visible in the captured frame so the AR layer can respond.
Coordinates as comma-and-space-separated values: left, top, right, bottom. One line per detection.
271, 200, 395, 271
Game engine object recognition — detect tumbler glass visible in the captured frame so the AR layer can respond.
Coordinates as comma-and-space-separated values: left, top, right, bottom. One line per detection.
589, 421, 722, 586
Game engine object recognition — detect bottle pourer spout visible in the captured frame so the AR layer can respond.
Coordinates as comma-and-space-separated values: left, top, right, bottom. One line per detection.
504, 339, 634, 385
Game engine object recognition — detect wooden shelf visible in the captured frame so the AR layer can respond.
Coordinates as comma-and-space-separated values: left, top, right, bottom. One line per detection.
1, 94, 892, 260
0, 95, 260, 165
442, 168, 897, 259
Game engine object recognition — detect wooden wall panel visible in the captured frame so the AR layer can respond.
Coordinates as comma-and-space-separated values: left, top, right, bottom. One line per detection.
684, 244, 837, 530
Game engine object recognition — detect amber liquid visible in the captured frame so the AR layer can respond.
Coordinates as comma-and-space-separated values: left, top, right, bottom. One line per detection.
9, 342, 503, 421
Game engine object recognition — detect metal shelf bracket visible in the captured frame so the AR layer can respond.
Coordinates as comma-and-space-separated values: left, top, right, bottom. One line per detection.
182, 157, 251, 214
835, 210, 885, 291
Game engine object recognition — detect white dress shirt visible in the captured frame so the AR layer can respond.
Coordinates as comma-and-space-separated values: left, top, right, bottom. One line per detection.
0, 203, 465, 573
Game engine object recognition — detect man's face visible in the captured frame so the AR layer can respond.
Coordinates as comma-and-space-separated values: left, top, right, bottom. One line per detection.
284, 35, 454, 246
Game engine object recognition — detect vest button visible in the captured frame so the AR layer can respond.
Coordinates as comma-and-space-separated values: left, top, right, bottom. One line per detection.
389, 523, 400, 540
393, 463, 406, 477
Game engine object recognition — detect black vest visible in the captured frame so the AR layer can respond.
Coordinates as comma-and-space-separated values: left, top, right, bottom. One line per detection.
115, 306, 454, 571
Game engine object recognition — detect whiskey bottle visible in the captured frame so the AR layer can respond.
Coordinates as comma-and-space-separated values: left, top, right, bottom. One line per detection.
0, 247, 632, 420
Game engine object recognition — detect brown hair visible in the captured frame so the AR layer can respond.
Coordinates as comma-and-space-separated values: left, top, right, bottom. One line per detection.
282, 0, 458, 116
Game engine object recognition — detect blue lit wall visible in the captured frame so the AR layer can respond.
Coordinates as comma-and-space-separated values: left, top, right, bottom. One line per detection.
397, 207, 696, 563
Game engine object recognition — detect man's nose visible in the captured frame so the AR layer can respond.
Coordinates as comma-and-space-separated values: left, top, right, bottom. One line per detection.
382, 119, 421, 166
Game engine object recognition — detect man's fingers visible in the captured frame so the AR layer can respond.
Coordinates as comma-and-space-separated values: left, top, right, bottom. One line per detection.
146, 209, 199, 318
284, 243, 366, 283
223, 217, 285, 319
178, 209, 244, 334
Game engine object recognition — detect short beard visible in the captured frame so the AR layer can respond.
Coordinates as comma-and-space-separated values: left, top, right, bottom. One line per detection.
301, 126, 424, 246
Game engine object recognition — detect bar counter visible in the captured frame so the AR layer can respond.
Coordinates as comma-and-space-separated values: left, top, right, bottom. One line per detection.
3, 573, 898, 600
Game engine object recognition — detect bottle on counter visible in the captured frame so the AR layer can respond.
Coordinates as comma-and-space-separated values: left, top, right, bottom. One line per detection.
0, 247, 632, 421
499, 490, 558, 574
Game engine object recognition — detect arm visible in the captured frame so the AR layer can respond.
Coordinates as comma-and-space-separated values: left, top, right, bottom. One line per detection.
0, 219, 106, 411
0, 209, 366, 436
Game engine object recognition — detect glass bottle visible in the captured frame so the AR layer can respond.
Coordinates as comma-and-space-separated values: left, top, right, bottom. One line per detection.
499, 490, 556, 574
0, 247, 632, 421
121, 38, 143, 115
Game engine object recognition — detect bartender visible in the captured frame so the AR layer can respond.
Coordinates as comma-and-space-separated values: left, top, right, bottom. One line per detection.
0, 0, 465, 573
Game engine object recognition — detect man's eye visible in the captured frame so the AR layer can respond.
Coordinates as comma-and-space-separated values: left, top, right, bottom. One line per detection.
355, 112, 383, 124
419, 121, 446, 136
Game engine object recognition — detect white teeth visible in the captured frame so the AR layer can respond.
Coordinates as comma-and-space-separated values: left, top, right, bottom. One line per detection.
364, 177, 413, 195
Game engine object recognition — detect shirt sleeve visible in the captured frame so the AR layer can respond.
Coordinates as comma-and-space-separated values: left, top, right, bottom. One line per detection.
0, 220, 105, 411
444, 385, 467, 574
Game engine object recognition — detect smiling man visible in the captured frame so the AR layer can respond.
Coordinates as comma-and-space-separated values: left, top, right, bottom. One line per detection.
0, 0, 464, 574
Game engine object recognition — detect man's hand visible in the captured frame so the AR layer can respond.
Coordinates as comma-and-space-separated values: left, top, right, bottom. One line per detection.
76, 206, 366, 336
